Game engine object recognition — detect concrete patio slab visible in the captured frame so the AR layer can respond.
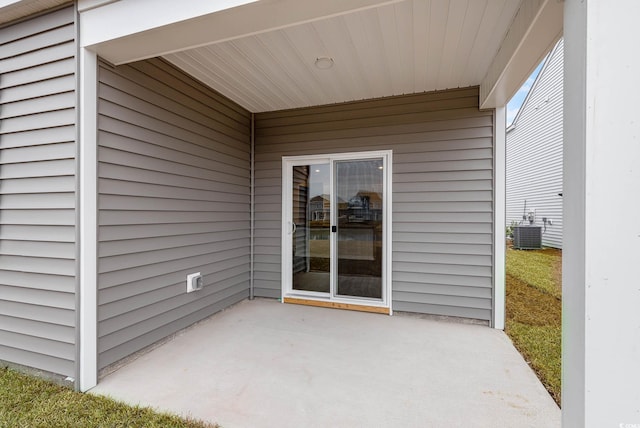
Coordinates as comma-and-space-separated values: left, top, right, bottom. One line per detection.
90, 299, 560, 428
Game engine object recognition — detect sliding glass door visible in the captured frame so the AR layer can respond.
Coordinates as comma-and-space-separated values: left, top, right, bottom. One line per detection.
335, 159, 384, 299
291, 162, 331, 293
282, 151, 391, 308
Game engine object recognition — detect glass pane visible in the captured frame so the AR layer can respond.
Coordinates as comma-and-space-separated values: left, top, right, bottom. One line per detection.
335, 159, 383, 299
292, 164, 330, 293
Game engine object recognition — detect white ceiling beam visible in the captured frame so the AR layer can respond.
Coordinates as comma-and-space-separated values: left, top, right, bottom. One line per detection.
79, 0, 403, 65
479, 0, 563, 109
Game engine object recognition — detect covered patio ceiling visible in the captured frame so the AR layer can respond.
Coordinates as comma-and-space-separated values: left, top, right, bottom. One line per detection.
79, 0, 563, 112
163, 0, 520, 112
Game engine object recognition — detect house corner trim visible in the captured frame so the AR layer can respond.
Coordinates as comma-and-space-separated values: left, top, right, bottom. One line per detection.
78, 47, 99, 391
493, 106, 506, 329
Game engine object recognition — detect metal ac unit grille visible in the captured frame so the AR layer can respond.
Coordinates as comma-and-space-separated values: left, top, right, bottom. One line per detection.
513, 226, 542, 249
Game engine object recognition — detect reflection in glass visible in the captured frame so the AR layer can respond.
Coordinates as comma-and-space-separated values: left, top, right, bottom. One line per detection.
335, 159, 383, 299
292, 164, 330, 293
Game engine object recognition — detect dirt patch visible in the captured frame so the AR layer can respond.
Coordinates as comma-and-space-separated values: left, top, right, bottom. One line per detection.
527, 247, 563, 296
551, 252, 562, 296
506, 274, 561, 327
507, 247, 562, 299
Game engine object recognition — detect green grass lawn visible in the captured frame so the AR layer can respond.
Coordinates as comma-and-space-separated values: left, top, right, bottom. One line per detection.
0, 367, 218, 428
505, 246, 562, 406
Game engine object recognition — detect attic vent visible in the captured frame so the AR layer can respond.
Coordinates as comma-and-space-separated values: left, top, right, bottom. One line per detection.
513, 226, 542, 250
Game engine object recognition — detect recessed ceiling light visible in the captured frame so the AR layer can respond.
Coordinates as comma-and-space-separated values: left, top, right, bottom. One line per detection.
315, 57, 334, 70
315, 169, 320, 173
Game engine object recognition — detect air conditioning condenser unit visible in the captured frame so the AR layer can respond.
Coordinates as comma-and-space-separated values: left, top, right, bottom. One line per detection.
513, 226, 542, 249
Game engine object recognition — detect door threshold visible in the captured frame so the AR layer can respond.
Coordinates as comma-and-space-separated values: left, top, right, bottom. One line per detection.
283, 297, 390, 315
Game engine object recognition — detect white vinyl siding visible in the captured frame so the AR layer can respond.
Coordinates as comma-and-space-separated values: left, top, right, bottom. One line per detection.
96, 58, 251, 370
0, 6, 76, 377
507, 39, 563, 249
254, 88, 495, 321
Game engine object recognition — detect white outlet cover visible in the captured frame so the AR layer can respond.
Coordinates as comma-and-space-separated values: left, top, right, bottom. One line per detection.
186, 272, 202, 293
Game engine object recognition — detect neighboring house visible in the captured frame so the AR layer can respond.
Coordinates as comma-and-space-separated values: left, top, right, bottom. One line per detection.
309, 195, 329, 221
506, 39, 563, 248
0, 2, 638, 424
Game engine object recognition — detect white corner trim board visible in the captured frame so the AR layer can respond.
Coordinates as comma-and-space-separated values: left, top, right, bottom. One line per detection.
78, 47, 98, 392
493, 106, 506, 330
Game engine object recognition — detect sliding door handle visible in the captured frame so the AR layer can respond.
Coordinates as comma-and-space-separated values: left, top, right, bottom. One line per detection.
292, 222, 297, 234
331, 225, 337, 233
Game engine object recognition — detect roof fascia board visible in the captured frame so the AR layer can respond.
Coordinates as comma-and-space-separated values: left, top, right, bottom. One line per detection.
79, 0, 258, 50
77, 0, 117, 13
79, 0, 403, 66
480, 0, 562, 109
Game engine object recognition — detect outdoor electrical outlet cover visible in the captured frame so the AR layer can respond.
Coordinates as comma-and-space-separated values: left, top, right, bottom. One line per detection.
186, 272, 203, 293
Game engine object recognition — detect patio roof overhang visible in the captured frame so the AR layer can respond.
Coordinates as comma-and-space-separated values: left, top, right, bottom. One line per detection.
77, 0, 563, 112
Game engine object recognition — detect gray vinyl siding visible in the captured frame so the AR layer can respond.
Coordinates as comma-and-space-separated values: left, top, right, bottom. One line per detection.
97, 58, 251, 370
507, 39, 563, 249
0, 6, 76, 377
254, 88, 494, 321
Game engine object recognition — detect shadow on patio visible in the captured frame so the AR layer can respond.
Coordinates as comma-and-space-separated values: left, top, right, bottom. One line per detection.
90, 299, 560, 427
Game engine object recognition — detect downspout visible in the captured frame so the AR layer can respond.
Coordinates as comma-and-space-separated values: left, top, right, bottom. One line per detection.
250, 113, 255, 300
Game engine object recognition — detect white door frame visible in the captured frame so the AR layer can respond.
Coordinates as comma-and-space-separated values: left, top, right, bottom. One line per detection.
281, 150, 393, 311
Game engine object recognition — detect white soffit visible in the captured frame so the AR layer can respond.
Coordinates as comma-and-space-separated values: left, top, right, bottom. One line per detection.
0, 0, 70, 26
80, 0, 403, 64
164, 0, 522, 113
